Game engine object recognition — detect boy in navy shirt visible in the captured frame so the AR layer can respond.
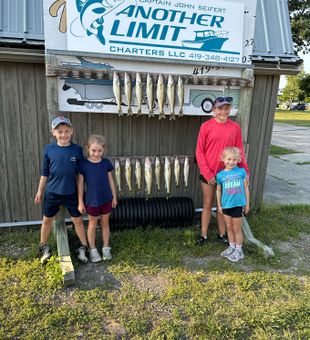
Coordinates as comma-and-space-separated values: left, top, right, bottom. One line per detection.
35, 116, 88, 264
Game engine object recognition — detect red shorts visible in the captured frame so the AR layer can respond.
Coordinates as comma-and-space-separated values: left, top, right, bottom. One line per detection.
86, 201, 112, 216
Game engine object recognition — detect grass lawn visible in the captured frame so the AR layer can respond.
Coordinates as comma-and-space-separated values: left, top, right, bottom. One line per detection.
269, 144, 299, 157
1, 205, 310, 338
275, 110, 310, 126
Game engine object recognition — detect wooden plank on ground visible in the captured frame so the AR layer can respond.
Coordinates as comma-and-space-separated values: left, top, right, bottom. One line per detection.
59, 256, 75, 286
53, 207, 75, 285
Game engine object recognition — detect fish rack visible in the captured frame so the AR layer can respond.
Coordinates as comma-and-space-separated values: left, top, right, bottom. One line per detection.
110, 154, 195, 197
110, 197, 194, 230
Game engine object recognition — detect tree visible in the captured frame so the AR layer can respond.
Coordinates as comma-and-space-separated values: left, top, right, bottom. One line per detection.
288, 0, 310, 53
299, 74, 310, 98
280, 72, 304, 105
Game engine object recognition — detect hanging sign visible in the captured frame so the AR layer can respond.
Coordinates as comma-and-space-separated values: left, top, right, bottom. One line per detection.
66, 0, 248, 65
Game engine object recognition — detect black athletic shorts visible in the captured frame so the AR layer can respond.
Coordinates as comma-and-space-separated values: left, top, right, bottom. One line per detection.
199, 174, 208, 184
43, 191, 81, 218
222, 206, 243, 218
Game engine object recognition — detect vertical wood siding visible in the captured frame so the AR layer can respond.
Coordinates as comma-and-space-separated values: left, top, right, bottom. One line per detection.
0, 62, 205, 223
0, 62, 49, 222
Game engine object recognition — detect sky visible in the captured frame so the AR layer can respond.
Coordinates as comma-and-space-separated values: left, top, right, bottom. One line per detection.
279, 52, 310, 89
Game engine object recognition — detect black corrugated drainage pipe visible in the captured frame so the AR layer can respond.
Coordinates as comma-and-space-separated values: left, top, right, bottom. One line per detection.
110, 197, 194, 230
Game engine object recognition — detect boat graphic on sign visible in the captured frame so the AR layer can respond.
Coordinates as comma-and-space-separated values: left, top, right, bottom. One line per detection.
182, 30, 229, 51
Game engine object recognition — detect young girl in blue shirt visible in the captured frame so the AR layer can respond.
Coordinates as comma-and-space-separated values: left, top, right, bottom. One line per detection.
78, 135, 117, 262
216, 147, 250, 262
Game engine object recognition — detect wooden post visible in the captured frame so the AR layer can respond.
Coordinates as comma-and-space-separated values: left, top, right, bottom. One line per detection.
236, 68, 254, 149
46, 54, 76, 285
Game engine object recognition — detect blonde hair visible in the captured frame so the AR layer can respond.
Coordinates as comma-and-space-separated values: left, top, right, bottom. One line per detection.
86, 134, 106, 155
221, 147, 241, 162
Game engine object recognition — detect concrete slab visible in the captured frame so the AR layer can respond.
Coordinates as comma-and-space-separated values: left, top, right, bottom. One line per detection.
271, 123, 310, 154
278, 153, 310, 163
263, 123, 310, 205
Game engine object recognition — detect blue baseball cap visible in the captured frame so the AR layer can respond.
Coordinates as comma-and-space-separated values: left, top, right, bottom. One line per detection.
51, 116, 72, 129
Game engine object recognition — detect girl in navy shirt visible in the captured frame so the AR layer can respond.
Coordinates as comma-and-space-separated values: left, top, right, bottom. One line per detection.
78, 135, 117, 262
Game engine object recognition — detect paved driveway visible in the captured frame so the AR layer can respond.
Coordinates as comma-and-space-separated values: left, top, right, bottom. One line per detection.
263, 123, 310, 205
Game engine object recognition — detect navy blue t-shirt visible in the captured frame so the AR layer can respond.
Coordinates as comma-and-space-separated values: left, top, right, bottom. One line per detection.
41, 142, 84, 195
77, 158, 114, 207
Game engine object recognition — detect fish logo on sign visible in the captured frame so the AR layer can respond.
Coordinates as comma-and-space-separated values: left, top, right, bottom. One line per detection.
71, 0, 126, 45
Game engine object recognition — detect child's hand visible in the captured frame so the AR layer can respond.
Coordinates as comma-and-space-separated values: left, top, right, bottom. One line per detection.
207, 176, 216, 185
218, 206, 223, 214
243, 204, 250, 215
112, 197, 117, 208
78, 203, 86, 214
34, 193, 42, 204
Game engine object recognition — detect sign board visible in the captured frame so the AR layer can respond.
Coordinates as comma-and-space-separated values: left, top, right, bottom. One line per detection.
67, 0, 244, 65
44, 0, 257, 67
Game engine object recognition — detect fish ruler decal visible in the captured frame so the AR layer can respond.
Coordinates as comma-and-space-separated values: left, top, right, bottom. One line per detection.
58, 59, 242, 116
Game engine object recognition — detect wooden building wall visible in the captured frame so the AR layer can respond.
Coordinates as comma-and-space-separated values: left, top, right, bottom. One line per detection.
0, 61, 205, 223
0, 61, 49, 223
0, 61, 280, 224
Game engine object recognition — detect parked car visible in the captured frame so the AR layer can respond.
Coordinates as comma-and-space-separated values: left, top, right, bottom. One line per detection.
290, 103, 307, 111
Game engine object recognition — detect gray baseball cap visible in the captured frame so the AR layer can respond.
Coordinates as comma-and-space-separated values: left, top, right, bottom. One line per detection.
51, 116, 72, 129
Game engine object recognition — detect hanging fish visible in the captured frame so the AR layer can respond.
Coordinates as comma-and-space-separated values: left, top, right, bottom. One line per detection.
184, 156, 189, 188
124, 72, 133, 116
125, 158, 132, 192
164, 156, 171, 197
113, 71, 122, 116
135, 159, 142, 191
177, 76, 184, 116
167, 75, 176, 120
155, 156, 161, 191
114, 159, 121, 192
174, 157, 180, 187
157, 74, 165, 120
144, 157, 152, 198
146, 74, 154, 117
136, 73, 143, 115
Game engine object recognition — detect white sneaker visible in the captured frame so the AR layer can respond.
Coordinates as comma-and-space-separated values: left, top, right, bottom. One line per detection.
102, 247, 112, 260
76, 245, 88, 263
89, 248, 102, 263
227, 248, 244, 262
221, 246, 235, 258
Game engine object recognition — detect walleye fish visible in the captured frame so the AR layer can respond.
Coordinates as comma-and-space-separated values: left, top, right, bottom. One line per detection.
157, 74, 165, 120
144, 157, 152, 198
146, 74, 154, 117
177, 76, 184, 116
113, 71, 122, 116
115, 159, 121, 192
164, 156, 171, 197
167, 75, 176, 120
124, 72, 133, 116
135, 159, 142, 191
184, 156, 189, 188
174, 157, 180, 187
125, 157, 132, 191
155, 156, 161, 191
135, 73, 143, 115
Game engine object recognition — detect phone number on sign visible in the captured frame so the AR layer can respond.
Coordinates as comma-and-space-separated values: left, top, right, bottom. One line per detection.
187, 53, 241, 63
